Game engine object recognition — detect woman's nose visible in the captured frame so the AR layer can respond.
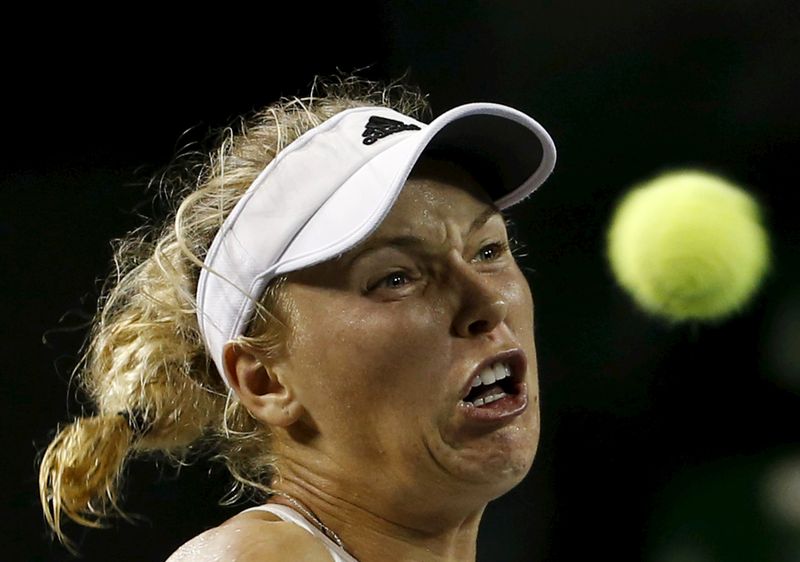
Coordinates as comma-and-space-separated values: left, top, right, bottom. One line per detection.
447, 253, 509, 338
455, 299, 508, 338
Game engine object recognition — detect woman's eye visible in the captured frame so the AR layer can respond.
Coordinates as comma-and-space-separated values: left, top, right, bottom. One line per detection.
475, 240, 510, 262
370, 241, 510, 292
373, 271, 411, 291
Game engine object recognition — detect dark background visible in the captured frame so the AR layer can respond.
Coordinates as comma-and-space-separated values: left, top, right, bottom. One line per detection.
4, 2, 799, 560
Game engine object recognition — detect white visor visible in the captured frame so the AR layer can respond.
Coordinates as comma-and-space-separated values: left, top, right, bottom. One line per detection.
196, 102, 557, 390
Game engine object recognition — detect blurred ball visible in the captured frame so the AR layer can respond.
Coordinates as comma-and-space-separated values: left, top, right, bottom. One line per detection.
606, 169, 771, 323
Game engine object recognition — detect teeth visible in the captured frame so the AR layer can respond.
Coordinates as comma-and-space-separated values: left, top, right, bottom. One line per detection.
470, 361, 511, 389
493, 362, 511, 381
464, 361, 515, 406
473, 391, 507, 406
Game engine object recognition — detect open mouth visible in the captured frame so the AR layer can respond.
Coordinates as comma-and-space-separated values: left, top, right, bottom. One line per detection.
458, 350, 527, 419
461, 361, 521, 406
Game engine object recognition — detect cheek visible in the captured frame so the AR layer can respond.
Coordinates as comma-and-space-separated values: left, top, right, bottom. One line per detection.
503, 267, 534, 322
286, 289, 449, 408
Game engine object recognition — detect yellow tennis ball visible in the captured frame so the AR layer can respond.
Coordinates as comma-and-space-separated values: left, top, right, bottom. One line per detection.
606, 169, 771, 323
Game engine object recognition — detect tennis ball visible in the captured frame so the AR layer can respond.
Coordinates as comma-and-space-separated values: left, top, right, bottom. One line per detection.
606, 169, 771, 323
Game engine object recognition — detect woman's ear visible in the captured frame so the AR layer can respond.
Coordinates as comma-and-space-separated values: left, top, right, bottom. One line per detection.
222, 342, 305, 427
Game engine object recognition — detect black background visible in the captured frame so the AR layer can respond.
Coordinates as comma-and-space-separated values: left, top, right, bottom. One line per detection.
4, 2, 799, 560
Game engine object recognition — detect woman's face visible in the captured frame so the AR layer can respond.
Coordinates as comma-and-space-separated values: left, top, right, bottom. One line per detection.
270, 157, 540, 513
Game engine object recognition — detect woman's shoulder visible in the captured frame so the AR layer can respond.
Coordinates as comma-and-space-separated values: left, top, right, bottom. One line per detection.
165, 509, 336, 562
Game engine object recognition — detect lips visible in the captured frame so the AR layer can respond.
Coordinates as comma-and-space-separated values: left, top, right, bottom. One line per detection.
454, 348, 530, 425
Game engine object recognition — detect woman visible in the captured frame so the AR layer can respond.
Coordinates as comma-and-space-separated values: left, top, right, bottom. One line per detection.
38, 74, 556, 561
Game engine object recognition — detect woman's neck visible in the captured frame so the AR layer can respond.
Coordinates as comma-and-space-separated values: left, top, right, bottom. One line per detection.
270, 478, 485, 562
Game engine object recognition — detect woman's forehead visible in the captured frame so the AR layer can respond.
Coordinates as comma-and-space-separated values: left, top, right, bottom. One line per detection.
336, 165, 502, 269
376, 159, 497, 234
285, 160, 501, 285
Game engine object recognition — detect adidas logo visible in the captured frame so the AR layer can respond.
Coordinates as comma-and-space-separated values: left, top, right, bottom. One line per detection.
362, 116, 421, 145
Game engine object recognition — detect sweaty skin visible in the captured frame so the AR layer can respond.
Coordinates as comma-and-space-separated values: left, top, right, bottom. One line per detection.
170, 158, 541, 562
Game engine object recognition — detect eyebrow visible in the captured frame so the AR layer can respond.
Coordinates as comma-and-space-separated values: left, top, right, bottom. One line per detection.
347, 204, 503, 265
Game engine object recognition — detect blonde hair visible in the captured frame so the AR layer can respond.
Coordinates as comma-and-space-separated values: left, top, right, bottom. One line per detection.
37, 71, 431, 552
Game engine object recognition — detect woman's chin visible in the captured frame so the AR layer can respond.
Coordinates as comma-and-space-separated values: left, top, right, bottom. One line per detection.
446, 451, 538, 511
437, 418, 540, 492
